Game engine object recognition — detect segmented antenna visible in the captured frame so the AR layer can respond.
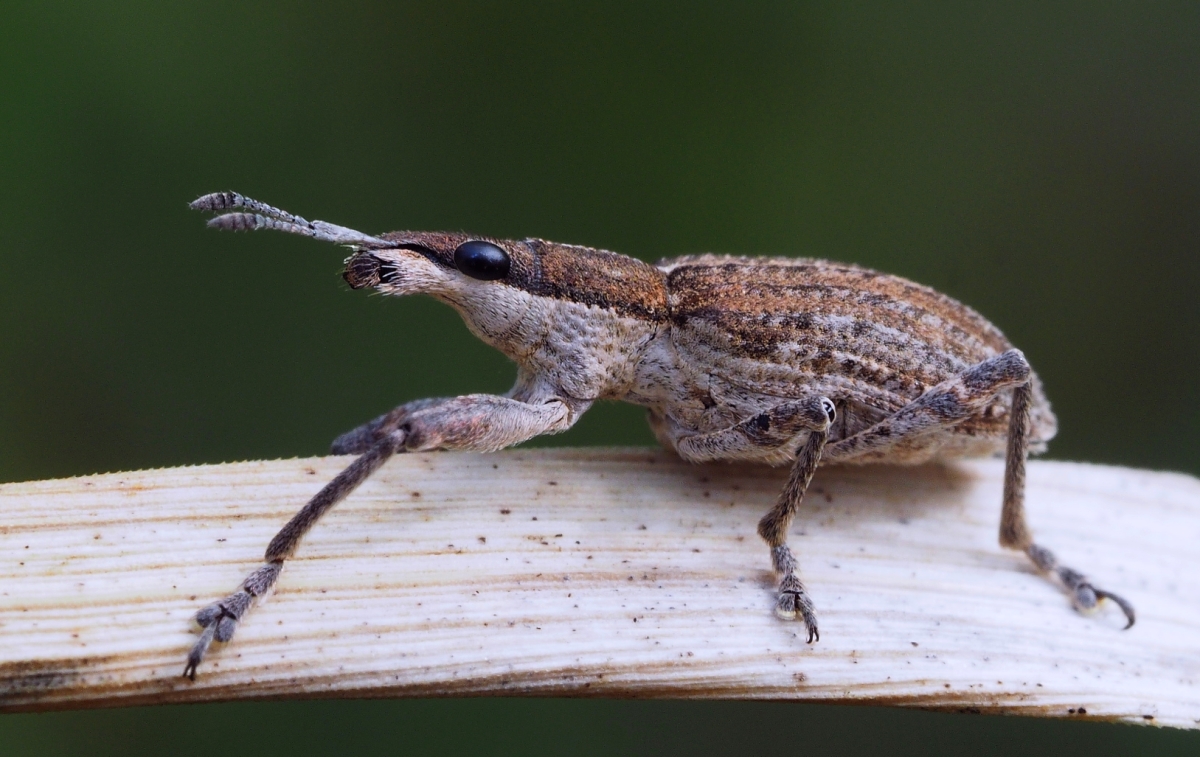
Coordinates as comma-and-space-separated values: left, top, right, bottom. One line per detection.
190, 191, 393, 249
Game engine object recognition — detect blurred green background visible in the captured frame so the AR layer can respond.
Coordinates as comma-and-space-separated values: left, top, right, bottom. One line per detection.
1, 1, 1196, 754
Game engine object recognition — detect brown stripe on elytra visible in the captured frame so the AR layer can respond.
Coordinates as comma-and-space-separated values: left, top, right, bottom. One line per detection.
670, 263, 1007, 351
669, 261, 1009, 349
666, 262, 1017, 394
679, 305, 968, 369
678, 310, 951, 394
668, 262, 1011, 363
509, 239, 669, 320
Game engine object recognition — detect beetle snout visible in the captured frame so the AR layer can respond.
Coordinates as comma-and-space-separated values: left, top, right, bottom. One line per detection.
342, 248, 450, 297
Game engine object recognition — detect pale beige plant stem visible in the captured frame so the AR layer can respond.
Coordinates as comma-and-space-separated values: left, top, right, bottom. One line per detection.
0, 450, 1197, 727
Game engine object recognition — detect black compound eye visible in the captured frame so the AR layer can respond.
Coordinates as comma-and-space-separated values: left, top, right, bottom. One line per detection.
453, 240, 510, 281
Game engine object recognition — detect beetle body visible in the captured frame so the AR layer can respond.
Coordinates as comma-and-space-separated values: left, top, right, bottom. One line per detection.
347, 234, 1055, 467
181, 192, 1130, 680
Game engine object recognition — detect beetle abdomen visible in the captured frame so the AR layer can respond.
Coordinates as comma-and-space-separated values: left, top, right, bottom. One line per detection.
655, 255, 1056, 456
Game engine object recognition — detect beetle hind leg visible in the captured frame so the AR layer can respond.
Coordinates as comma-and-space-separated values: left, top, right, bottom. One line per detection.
1001, 381, 1136, 628
1023, 544, 1136, 627
822, 349, 1134, 628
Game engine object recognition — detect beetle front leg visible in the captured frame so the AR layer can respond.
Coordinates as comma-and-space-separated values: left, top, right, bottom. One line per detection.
184, 393, 586, 680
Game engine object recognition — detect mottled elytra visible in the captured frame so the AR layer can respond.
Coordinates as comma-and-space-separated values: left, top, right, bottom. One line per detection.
182, 190, 1135, 680
454, 240, 510, 280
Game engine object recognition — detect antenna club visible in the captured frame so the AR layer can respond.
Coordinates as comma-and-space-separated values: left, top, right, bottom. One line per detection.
190, 192, 249, 212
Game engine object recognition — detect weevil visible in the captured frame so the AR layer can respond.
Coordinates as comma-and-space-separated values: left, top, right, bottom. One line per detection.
183, 191, 1134, 679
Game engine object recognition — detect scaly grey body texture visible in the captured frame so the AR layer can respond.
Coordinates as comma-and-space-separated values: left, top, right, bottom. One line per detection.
182, 192, 1132, 679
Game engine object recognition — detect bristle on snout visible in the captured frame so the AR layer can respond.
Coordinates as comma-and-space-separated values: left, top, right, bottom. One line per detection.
343, 253, 382, 289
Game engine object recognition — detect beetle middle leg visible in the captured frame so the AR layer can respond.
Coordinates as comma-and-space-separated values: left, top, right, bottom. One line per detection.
674, 396, 835, 642
757, 422, 830, 641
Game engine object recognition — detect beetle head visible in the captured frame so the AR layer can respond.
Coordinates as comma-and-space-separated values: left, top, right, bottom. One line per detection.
192, 192, 667, 364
